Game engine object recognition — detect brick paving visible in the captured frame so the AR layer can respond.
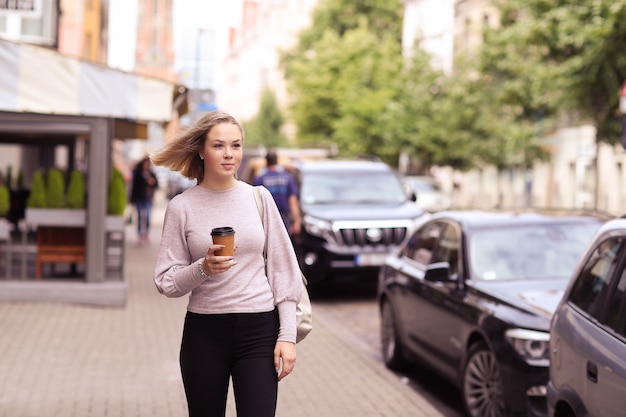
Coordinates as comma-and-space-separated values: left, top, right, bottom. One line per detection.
0, 199, 448, 417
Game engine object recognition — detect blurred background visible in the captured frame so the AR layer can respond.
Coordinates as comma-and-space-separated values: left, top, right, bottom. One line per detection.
3, 0, 626, 214
0, 0, 625, 285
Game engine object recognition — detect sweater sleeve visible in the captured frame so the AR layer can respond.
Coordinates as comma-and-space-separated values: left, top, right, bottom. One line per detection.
153, 197, 207, 297
259, 186, 303, 343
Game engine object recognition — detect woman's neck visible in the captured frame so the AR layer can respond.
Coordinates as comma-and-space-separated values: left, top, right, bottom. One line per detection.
199, 177, 238, 191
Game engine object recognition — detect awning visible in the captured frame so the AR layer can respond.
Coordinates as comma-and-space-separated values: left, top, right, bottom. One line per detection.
0, 38, 186, 124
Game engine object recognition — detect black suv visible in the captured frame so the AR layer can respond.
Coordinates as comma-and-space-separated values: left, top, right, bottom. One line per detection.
291, 159, 426, 285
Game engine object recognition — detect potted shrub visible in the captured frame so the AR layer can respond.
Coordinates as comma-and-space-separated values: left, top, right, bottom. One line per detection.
0, 178, 12, 240
25, 168, 87, 279
26, 169, 46, 208
26, 168, 86, 226
106, 167, 127, 231
0, 178, 10, 218
46, 168, 65, 208
66, 169, 86, 209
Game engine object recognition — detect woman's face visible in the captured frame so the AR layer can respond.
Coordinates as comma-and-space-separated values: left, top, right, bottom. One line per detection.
200, 122, 243, 181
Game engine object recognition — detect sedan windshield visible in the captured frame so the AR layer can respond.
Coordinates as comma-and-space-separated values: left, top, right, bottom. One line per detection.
469, 223, 601, 281
301, 172, 407, 204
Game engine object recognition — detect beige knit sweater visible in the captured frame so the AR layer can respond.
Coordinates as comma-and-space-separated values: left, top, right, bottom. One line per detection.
153, 181, 301, 343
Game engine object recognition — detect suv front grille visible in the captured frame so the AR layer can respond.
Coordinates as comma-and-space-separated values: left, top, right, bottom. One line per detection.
327, 220, 414, 251
335, 227, 407, 247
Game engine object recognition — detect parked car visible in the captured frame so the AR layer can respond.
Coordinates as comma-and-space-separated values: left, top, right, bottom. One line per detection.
548, 218, 626, 417
291, 159, 426, 285
377, 209, 609, 417
403, 175, 452, 212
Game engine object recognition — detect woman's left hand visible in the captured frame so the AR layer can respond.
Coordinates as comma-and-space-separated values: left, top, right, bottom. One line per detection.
274, 341, 297, 381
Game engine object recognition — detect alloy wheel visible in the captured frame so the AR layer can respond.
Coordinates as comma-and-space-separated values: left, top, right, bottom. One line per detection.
462, 343, 507, 417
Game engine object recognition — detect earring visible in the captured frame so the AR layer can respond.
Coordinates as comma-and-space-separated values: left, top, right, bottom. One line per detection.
199, 154, 204, 160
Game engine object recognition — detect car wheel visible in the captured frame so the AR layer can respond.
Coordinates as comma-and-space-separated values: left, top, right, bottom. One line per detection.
461, 341, 507, 417
381, 300, 408, 371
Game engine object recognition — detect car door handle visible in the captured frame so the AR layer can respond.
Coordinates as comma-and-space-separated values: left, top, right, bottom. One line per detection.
586, 360, 598, 383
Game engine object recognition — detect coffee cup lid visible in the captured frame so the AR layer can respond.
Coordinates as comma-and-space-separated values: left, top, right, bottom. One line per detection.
211, 227, 235, 236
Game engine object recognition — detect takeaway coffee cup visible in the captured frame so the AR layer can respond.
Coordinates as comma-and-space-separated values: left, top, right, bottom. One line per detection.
211, 227, 235, 256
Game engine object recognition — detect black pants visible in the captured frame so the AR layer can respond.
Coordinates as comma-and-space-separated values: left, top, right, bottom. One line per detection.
180, 310, 279, 417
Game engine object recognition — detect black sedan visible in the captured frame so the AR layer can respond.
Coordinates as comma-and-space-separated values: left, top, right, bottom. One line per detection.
377, 210, 608, 417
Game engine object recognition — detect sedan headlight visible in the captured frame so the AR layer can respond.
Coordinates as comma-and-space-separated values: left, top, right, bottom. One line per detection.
303, 215, 332, 238
505, 328, 550, 366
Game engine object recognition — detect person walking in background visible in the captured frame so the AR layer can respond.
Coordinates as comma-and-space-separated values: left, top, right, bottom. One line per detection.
130, 157, 158, 245
150, 110, 302, 417
253, 150, 301, 236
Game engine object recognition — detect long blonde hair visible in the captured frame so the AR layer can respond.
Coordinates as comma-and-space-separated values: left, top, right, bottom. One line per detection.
150, 111, 244, 183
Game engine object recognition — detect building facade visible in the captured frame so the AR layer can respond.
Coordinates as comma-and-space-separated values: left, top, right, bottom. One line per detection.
219, 0, 318, 126
0, 1, 186, 304
134, 0, 176, 82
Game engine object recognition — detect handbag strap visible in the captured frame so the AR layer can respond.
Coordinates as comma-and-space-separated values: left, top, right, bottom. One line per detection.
253, 186, 264, 219
252, 186, 267, 258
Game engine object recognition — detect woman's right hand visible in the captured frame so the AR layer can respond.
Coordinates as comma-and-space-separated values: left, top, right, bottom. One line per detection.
200, 245, 237, 275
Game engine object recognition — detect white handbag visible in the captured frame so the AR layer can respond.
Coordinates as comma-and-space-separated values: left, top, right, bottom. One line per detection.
253, 186, 312, 343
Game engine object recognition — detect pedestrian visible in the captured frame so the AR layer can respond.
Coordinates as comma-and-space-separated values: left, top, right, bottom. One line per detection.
253, 149, 301, 236
150, 110, 302, 417
130, 156, 158, 245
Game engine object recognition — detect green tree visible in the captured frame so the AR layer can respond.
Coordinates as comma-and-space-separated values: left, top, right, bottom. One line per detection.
243, 87, 288, 147
66, 169, 85, 209
292, 0, 403, 51
480, 0, 626, 205
282, 0, 405, 160
285, 19, 406, 160
486, 0, 626, 143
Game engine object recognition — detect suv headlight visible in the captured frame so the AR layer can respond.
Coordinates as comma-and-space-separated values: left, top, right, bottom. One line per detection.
303, 215, 332, 238
505, 328, 550, 366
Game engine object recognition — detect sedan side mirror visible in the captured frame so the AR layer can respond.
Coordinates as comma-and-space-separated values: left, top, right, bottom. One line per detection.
424, 261, 453, 282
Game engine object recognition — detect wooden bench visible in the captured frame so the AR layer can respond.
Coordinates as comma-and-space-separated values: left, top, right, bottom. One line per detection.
36, 226, 86, 280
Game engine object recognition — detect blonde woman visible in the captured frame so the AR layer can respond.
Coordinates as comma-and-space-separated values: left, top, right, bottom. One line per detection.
151, 110, 301, 417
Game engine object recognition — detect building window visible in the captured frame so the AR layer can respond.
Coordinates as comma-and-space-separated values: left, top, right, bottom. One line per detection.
21, 15, 43, 36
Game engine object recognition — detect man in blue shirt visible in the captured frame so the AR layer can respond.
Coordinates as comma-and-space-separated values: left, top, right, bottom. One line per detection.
253, 150, 301, 236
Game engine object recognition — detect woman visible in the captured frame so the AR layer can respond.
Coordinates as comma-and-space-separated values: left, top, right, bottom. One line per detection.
151, 110, 301, 417
130, 157, 158, 244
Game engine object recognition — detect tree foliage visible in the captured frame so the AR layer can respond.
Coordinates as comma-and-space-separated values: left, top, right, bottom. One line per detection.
279, 0, 626, 173
243, 87, 288, 147
292, 0, 404, 52
482, 0, 626, 145
281, 0, 539, 170
282, 1, 407, 163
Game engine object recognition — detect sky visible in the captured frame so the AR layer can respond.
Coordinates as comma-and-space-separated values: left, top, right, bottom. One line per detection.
107, 0, 242, 73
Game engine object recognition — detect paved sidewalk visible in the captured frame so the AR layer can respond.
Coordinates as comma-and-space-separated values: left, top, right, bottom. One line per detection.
0, 202, 447, 417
